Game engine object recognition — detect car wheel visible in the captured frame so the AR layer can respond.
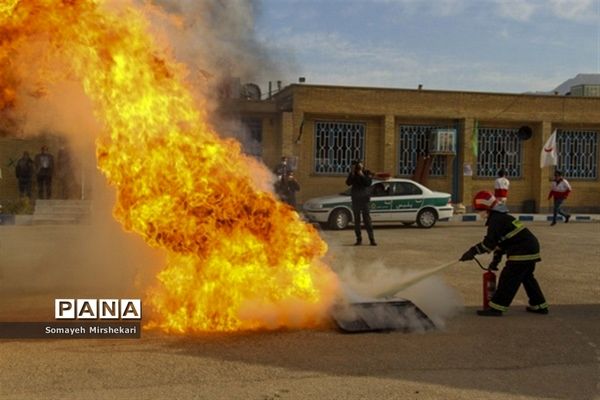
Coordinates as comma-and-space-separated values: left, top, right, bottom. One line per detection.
416, 208, 437, 228
328, 209, 351, 230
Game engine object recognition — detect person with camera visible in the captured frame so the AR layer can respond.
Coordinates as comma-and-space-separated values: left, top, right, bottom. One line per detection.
345, 160, 376, 246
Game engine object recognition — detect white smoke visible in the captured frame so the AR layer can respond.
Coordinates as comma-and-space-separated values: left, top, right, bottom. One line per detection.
331, 255, 464, 330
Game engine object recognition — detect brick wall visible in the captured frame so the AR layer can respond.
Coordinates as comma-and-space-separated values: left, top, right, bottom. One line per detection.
4, 84, 600, 213
271, 85, 600, 212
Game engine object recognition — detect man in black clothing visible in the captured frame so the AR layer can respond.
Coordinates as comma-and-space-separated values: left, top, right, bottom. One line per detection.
460, 191, 548, 316
15, 151, 34, 199
345, 160, 376, 246
274, 156, 290, 179
34, 145, 54, 199
283, 171, 300, 209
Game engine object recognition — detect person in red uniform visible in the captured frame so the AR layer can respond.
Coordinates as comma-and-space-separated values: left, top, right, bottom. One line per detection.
548, 170, 572, 226
460, 191, 549, 316
494, 168, 510, 204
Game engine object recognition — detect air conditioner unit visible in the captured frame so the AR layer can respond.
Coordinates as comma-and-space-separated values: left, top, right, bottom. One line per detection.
429, 128, 457, 155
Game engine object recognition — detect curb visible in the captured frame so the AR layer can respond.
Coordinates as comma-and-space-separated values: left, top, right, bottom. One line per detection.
449, 214, 600, 222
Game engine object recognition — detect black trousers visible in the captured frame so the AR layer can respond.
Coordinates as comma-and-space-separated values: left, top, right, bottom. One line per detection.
352, 200, 374, 242
491, 260, 547, 310
18, 179, 32, 198
37, 173, 52, 199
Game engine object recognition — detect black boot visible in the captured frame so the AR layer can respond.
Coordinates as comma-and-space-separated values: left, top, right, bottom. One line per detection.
526, 306, 549, 315
354, 238, 362, 246
476, 308, 503, 317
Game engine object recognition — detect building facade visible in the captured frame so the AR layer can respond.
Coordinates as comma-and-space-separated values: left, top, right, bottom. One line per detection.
233, 84, 600, 213
570, 84, 600, 97
2, 83, 599, 214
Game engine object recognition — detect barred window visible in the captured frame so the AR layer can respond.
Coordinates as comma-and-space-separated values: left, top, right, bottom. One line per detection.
557, 129, 598, 179
314, 121, 365, 174
476, 127, 522, 177
397, 125, 446, 176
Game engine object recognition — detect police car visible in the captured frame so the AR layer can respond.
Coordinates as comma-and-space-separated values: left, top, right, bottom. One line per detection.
303, 177, 453, 229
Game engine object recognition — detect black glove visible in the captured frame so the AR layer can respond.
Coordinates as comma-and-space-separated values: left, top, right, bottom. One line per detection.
488, 250, 503, 271
459, 246, 477, 262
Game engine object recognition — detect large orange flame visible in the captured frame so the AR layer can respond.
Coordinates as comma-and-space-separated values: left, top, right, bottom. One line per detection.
0, 0, 339, 332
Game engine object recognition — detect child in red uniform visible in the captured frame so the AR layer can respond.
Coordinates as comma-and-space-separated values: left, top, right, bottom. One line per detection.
548, 170, 571, 226
494, 168, 510, 204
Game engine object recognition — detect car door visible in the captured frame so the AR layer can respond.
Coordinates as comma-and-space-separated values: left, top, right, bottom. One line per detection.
368, 182, 394, 221
389, 182, 424, 222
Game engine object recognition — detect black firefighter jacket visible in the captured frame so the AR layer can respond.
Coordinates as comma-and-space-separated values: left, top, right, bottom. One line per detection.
474, 210, 541, 263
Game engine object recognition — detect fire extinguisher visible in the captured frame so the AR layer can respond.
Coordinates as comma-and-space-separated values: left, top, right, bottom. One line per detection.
474, 257, 497, 310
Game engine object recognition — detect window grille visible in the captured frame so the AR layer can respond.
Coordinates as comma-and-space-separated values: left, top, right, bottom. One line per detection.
397, 125, 446, 176
476, 127, 522, 177
557, 129, 598, 179
314, 121, 365, 174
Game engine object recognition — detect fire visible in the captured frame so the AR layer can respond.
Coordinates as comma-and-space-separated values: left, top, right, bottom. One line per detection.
0, 0, 339, 332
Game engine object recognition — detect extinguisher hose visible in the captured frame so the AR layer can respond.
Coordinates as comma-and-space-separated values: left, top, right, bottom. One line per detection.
375, 260, 461, 298
473, 256, 488, 271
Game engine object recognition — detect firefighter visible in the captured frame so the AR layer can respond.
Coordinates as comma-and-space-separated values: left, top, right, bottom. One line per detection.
459, 191, 549, 316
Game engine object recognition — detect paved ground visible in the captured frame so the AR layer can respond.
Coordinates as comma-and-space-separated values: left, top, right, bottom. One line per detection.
0, 219, 599, 400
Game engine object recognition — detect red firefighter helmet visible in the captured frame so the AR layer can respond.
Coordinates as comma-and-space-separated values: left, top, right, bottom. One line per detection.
473, 191, 498, 211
